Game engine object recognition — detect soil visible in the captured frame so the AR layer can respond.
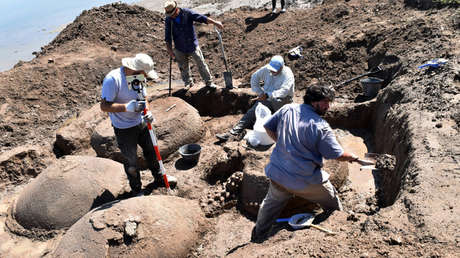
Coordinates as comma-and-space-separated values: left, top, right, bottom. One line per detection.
0, 0, 459, 257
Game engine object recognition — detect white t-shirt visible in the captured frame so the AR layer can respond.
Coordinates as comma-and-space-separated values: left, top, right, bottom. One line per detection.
101, 67, 142, 129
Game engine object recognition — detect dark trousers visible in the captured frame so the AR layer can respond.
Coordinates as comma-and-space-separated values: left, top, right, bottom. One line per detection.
272, 0, 285, 9
114, 123, 160, 192
231, 96, 292, 135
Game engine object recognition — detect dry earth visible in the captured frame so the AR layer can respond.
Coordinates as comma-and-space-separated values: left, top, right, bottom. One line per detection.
0, 0, 459, 257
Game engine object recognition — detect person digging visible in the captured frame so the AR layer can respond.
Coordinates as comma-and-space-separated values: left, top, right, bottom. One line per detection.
251, 85, 362, 242
164, 0, 223, 89
216, 55, 294, 142
100, 53, 177, 195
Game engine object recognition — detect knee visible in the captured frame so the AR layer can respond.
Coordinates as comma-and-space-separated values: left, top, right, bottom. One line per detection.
127, 166, 138, 177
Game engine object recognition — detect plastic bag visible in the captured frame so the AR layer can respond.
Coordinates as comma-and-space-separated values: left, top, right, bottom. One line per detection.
244, 103, 275, 146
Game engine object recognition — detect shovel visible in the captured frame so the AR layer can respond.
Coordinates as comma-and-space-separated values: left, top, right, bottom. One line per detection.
215, 27, 233, 89
356, 158, 380, 171
335, 66, 383, 88
276, 213, 336, 235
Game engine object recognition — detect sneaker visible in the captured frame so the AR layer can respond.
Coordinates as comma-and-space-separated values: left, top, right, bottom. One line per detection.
153, 175, 177, 188
216, 130, 245, 142
280, 8, 286, 13
271, 8, 276, 14
216, 132, 231, 141
206, 82, 217, 89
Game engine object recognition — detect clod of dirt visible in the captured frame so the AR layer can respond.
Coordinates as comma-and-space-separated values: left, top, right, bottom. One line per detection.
375, 154, 396, 171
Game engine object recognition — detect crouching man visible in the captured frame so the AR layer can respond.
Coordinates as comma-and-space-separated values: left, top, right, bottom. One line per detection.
251, 85, 361, 242
100, 53, 177, 194
216, 55, 294, 141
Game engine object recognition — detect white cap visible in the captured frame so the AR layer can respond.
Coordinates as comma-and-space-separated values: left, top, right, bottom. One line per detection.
122, 53, 158, 79
267, 55, 284, 72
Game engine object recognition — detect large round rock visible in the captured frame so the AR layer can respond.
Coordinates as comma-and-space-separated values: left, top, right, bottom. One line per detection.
8, 155, 128, 237
91, 97, 205, 167
51, 195, 206, 258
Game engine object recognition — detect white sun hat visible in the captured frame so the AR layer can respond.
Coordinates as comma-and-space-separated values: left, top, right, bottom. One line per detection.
122, 53, 159, 79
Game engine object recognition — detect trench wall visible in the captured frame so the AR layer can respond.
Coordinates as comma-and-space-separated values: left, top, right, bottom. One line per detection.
371, 87, 415, 206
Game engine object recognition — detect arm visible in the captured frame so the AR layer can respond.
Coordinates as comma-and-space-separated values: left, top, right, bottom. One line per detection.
100, 99, 127, 113
250, 66, 266, 96
264, 127, 278, 142
164, 18, 175, 58
207, 17, 223, 30
263, 106, 285, 142
165, 42, 175, 59
336, 151, 359, 163
317, 126, 359, 163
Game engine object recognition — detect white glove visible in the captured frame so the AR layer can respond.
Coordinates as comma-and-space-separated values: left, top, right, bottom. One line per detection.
125, 100, 146, 112
142, 111, 155, 124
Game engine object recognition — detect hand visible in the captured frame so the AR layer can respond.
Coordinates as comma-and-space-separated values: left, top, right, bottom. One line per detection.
142, 111, 155, 124
168, 51, 175, 59
125, 100, 146, 112
251, 93, 268, 103
214, 21, 223, 30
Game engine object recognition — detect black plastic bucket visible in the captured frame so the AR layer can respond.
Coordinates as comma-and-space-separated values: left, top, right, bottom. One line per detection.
179, 144, 201, 164
360, 77, 383, 98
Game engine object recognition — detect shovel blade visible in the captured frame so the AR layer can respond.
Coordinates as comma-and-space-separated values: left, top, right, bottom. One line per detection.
223, 71, 233, 89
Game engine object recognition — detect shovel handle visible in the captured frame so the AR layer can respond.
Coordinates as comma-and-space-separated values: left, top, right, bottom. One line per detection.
310, 224, 336, 235
215, 27, 230, 71
335, 66, 383, 88
356, 159, 375, 166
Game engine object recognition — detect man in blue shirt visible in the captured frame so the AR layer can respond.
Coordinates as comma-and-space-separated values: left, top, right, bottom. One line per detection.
100, 53, 177, 195
164, 1, 223, 89
251, 85, 361, 242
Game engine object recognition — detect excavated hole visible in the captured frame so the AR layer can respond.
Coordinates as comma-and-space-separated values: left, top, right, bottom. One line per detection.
178, 90, 407, 212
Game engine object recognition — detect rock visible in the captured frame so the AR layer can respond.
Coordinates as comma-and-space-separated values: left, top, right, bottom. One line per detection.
91, 97, 205, 169
51, 195, 207, 258
54, 103, 107, 155
6, 156, 128, 238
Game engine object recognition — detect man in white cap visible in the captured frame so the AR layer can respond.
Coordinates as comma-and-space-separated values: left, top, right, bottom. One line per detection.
216, 55, 294, 141
100, 53, 177, 194
164, 0, 223, 89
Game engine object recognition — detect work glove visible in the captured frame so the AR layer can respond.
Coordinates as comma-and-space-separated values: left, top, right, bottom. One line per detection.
142, 111, 155, 124
125, 100, 146, 112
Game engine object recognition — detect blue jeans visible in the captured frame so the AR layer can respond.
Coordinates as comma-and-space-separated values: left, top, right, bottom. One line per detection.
114, 123, 160, 192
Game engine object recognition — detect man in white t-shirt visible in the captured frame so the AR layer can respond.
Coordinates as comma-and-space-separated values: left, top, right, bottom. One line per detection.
216, 55, 295, 141
100, 53, 177, 194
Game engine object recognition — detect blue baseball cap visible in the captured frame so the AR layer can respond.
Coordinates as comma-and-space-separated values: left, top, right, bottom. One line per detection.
267, 55, 284, 72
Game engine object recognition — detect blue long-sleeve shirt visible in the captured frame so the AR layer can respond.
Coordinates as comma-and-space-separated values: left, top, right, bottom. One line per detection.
263, 104, 344, 190
165, 8, 208, 53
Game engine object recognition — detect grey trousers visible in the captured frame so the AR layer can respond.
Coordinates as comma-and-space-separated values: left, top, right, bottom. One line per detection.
254, 179, 342, 237
174, 46, 213, 86
230, 96, 292, 135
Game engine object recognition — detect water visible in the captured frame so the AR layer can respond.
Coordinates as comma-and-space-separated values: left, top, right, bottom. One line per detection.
0, 0, 138, 72
0, 0, 322, 72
